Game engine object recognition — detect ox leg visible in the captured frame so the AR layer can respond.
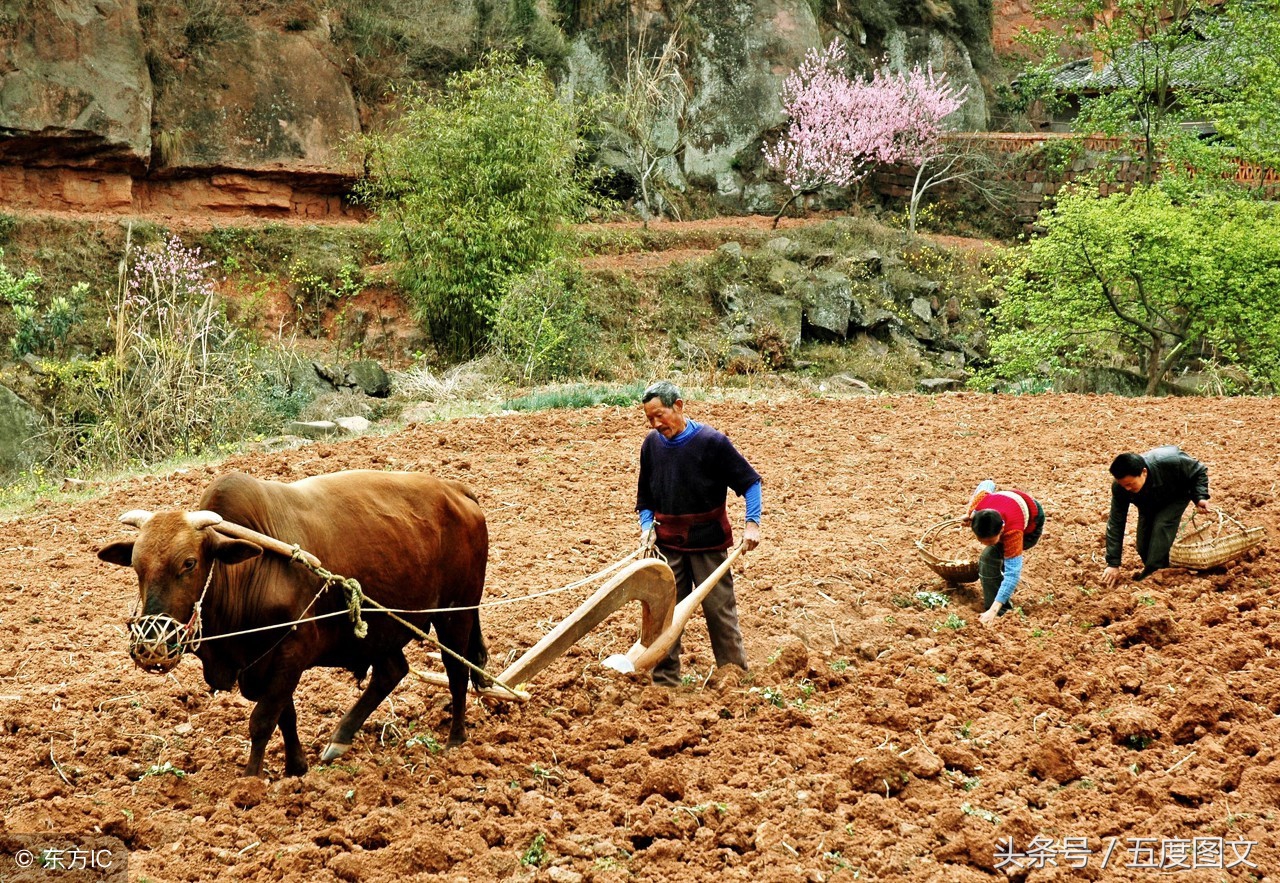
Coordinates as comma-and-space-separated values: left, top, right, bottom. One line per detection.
441, 653, 471, 748
244, 677, 302, 778
322, 649, 409, 762
437, 613, 477, 748
279, 697, 309, 777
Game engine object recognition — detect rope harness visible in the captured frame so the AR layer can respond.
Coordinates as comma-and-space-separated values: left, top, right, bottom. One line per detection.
127, 522, 642, 701
290, 546, 368, 639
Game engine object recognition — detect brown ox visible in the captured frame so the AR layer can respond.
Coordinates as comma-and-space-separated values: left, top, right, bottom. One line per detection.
98, 470, 488, 777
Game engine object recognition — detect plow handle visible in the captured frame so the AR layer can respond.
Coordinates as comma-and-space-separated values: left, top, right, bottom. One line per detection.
629, 544, 744, 673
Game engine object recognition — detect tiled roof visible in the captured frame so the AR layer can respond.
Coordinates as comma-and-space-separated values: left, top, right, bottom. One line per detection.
1051, 37, 1218, 92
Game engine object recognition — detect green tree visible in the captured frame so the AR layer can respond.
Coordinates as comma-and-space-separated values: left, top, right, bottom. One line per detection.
357, 53, 593, 360
1014, 0, 1280, 185
985, 184, 1280, 394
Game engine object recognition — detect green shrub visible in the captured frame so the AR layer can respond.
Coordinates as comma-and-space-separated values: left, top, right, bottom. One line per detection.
356, 52, 595, 361
0, 249, 40, 309
288, 257, 364, 335
494, 261, 593, 382
0, 252, 88, 357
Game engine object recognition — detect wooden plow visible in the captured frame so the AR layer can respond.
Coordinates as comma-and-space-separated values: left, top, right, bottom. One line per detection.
208, 518, 741, 702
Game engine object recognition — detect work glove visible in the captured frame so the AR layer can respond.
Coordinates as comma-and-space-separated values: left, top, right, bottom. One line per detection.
639, 526, 657, 556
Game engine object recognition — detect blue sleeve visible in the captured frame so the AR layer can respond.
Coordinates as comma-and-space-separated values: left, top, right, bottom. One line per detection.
639, 509, 654, 531
743, 481, 762, 523
995, 555, 1023, 605
976, 479, 997, 495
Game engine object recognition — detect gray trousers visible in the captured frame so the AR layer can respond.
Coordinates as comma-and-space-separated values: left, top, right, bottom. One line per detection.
651, 548, 749, 686
1136, 499, 1190, 570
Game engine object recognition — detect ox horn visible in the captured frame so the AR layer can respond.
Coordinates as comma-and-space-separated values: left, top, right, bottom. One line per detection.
119, 509, 154, 528
186, 511, 224, 531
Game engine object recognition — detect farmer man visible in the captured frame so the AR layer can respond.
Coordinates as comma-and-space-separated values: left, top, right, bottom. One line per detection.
636, 380, 761, 686
1102, 446, 1210, 587
963, 481, 1046, 626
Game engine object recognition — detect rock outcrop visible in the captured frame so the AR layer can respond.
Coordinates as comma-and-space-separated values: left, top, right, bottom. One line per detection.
0, 0, 151, 171
0, 0, 999, 217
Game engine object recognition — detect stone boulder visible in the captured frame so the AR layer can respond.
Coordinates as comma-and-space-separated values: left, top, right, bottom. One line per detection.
798, 269, 855, 340
682, 0, 824, 212
0, 384, 45, 476
345, 360, 392, 398
285, 420, 342, 440
919, 377, 963, 393
0, 0, 151, 171
150, 24, 360, 177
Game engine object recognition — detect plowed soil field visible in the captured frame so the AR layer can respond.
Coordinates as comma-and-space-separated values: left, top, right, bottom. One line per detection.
2, 393, 1278, 882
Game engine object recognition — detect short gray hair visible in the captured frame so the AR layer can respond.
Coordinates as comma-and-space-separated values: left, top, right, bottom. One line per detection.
642, 380, 681, 407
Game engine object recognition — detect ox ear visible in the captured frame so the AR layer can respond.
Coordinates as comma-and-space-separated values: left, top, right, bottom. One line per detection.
98, 540, 135, 567
209, 531, 262, 565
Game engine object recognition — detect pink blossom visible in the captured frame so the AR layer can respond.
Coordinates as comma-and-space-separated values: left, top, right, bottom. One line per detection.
763, 41, 968, 199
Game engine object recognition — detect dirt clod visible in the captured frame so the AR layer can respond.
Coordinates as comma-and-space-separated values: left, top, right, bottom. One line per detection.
3, 394, 1278, 880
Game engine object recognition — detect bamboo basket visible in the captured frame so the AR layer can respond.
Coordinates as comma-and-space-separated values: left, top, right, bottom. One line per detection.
1169, 509, 1266, 570
916, 518, 980, 583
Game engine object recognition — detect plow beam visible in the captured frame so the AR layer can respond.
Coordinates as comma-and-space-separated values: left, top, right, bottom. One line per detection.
494, 558, 677, 687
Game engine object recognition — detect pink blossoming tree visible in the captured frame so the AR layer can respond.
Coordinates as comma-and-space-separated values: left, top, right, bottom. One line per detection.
764, 41, 968, 228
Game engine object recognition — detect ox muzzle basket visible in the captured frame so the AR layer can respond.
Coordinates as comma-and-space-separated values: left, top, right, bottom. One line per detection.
127, 612, 202, 673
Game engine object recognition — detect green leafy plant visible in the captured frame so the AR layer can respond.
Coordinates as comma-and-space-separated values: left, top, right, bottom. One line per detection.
915, 589, 950, 609
493, 261, 592, 382
960, 802, 1000, 824
1125, 734, 1153, 751
406, 733, 444, 754
529, 762, 564, 790
520, 833, 548, 868
288, 258, 364, 335
357, 52, 596, 361
936, 613, 967, 631
824, 850, 854, 872
139, 761, 187, 780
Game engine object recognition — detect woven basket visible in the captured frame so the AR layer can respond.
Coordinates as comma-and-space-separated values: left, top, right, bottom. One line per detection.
916, 518, 980, 583
1169, 509, 1266, 570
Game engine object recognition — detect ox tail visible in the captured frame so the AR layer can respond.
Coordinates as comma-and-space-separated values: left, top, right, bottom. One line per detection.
468, 610, 491, 691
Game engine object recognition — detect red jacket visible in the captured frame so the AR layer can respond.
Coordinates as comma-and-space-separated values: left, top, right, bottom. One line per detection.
970, 488, 1041, 558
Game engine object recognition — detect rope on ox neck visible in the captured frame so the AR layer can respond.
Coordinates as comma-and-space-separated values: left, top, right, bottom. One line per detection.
280, 544, 521, 698
289, 545, 368, 639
